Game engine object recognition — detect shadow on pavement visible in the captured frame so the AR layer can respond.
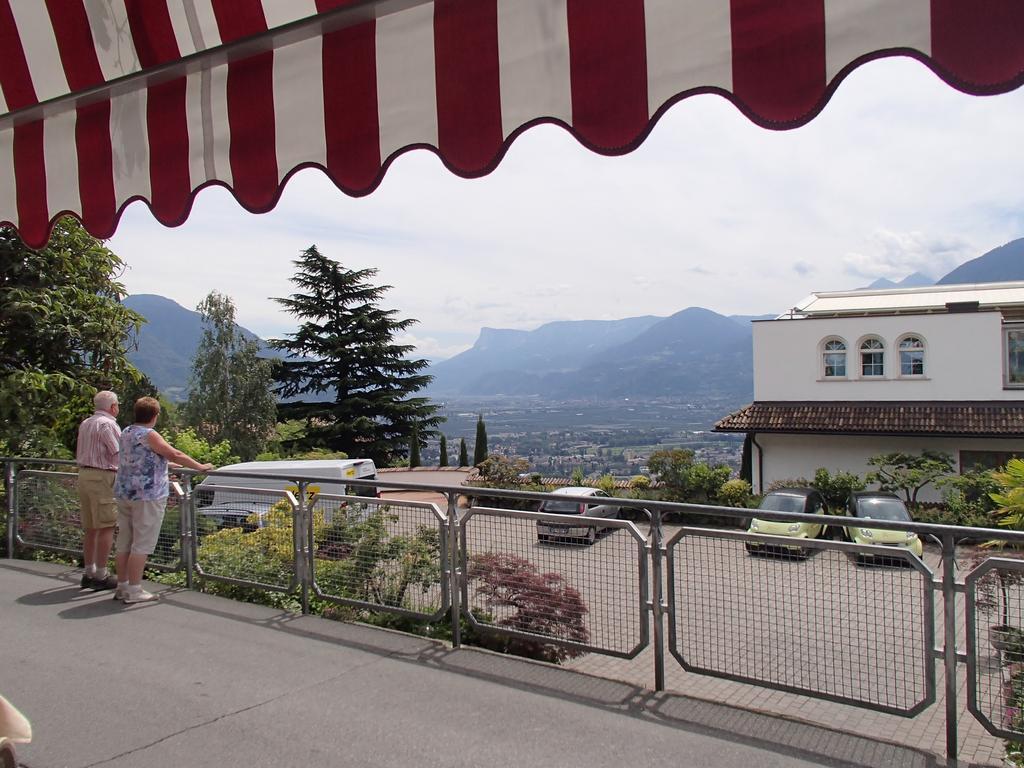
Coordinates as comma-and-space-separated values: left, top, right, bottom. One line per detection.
152, 588, 940, 768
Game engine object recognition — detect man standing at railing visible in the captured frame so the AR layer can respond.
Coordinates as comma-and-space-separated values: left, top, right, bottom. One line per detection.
75, 390, 121, 591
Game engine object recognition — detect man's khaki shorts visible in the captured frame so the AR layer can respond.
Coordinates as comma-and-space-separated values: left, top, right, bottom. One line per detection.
115, 498, 168, 555
77, 468, 118, 530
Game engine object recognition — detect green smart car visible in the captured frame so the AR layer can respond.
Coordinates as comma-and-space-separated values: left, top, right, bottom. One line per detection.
745, 488, 829, 556
844, 491, 924, 559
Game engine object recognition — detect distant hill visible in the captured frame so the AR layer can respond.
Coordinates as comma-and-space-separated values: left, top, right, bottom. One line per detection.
862, 271, 934, 290
937, 238, 1024, 284
124, 294, 273, 399
426, 307, 753, 399
425, 316, 663, 394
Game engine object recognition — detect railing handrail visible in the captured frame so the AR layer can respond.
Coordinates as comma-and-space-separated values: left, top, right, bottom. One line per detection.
7, 457, 1021, 542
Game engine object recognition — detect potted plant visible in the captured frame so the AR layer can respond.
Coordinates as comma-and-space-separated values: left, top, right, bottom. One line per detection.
972, 461, 1024, 652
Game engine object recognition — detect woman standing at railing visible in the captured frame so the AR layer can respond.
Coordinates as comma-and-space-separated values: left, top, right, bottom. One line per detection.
112, 397, 214, 604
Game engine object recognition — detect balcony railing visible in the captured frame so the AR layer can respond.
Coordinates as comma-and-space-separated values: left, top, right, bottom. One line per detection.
3, 456, 1023, 766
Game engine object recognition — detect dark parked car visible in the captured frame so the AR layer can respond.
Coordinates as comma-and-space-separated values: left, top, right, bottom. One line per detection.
844, 491, 923, 557
745, 488, 828, 556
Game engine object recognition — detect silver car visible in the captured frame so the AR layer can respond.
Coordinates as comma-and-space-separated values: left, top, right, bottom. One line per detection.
535, 487, 621, 545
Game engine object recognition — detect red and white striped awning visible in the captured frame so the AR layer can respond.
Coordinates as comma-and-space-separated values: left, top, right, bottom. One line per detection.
1, 0, 1022, 249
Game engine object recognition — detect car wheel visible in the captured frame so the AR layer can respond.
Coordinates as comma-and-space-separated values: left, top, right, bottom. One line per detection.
585, 527, 596, 546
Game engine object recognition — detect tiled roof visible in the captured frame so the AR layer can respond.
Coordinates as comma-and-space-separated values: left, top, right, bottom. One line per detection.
715, 401, 1024, 437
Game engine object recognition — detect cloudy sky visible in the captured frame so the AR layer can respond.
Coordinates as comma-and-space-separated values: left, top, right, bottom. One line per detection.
108, 56, 1024, 361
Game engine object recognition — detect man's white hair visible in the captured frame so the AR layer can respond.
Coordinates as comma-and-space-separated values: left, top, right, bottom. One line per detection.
93, 391, 118, 412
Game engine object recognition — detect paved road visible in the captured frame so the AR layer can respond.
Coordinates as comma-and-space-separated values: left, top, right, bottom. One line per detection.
3, 560, 864, 768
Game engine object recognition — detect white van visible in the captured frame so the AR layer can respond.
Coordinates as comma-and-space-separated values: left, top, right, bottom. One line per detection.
195, 459, 378, 529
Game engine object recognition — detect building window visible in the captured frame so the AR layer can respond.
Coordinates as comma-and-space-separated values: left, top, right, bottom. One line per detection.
822, 339, 846, 378
1007, 324, 1024, 388
860, 338, 884, 377
960, 450, 1021, 473
898, 335, 925, 376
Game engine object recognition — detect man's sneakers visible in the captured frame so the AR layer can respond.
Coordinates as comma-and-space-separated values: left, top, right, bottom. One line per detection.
80, 573, 118, 591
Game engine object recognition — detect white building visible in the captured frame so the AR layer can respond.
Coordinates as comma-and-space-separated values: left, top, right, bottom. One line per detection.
715, 282, 1024, 500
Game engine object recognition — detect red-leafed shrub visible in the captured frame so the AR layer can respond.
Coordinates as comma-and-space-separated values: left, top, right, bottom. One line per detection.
467, 552, 589, 662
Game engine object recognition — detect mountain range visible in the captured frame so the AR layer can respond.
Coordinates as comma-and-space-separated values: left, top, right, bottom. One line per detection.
123, 237, 1024, 400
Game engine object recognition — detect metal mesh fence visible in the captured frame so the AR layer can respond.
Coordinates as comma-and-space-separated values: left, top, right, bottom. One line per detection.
1, 469, 9, 557
966, 556, 1024, 741
668, 529, 934, 715
311, 496, 447, 620
15, 470, 82, 555
147, 484, 186, 570
461, 508, 647, 659
193, 487, 296, 591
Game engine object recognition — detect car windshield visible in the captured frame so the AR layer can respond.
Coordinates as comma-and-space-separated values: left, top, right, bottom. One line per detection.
758, 494, 805, 514
540, 499, 582, 514
854, 497, 910, 521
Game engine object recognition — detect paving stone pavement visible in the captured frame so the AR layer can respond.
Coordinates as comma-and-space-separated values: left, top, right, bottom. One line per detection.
563, 544, 1010, 768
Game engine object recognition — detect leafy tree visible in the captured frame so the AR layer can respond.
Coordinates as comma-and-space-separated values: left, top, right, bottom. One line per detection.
688, 463, 731, 503
571, 466, 585, 486
438, 434, 449, 467
473, 455, 530, 488
812, 467, 865, 512
649, 448, 731, 503
271, 246, 442, 466
181, 292, 276, 461
866, 450, 954, 508
473, 414, 488, 466
0, 219, 143, 454
409, 423, 421, 468
167, 428, 238, 468
648, 449, 696, 501
458, 438, 469, 467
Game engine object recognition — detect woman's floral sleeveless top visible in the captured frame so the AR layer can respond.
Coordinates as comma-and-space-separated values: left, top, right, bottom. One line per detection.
114, 425, 169, 501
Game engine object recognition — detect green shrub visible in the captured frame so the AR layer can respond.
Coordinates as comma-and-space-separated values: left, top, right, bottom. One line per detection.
812, 468, 865, 512
717, 478, 753, 509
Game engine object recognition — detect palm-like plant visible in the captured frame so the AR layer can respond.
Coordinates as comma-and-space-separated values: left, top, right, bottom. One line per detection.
993, 458, 1024, 530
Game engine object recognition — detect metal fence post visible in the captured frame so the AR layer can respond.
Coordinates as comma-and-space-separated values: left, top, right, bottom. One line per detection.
181, 472, 195, 589
296, 480, 310, 615
650, 506, 666, 692
941, 533, 959, 766
5, 461, 16, 559
446, 490, 462, 648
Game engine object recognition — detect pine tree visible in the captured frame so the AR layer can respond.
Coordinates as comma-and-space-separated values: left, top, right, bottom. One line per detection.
458, 438, 469, 467
409, 423, 421, 468
473, 414, 488, 466
439, 434, 449, 467
272, 246, 442, 465
183, 291, 276, 461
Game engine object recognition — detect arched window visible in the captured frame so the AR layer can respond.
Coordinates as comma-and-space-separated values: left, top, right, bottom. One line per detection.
899, 335, 925, 376
860, 338, 884, 377
822, 339, 847, 378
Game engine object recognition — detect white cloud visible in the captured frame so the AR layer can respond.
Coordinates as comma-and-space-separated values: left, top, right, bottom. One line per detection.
842, 230, 973, 280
